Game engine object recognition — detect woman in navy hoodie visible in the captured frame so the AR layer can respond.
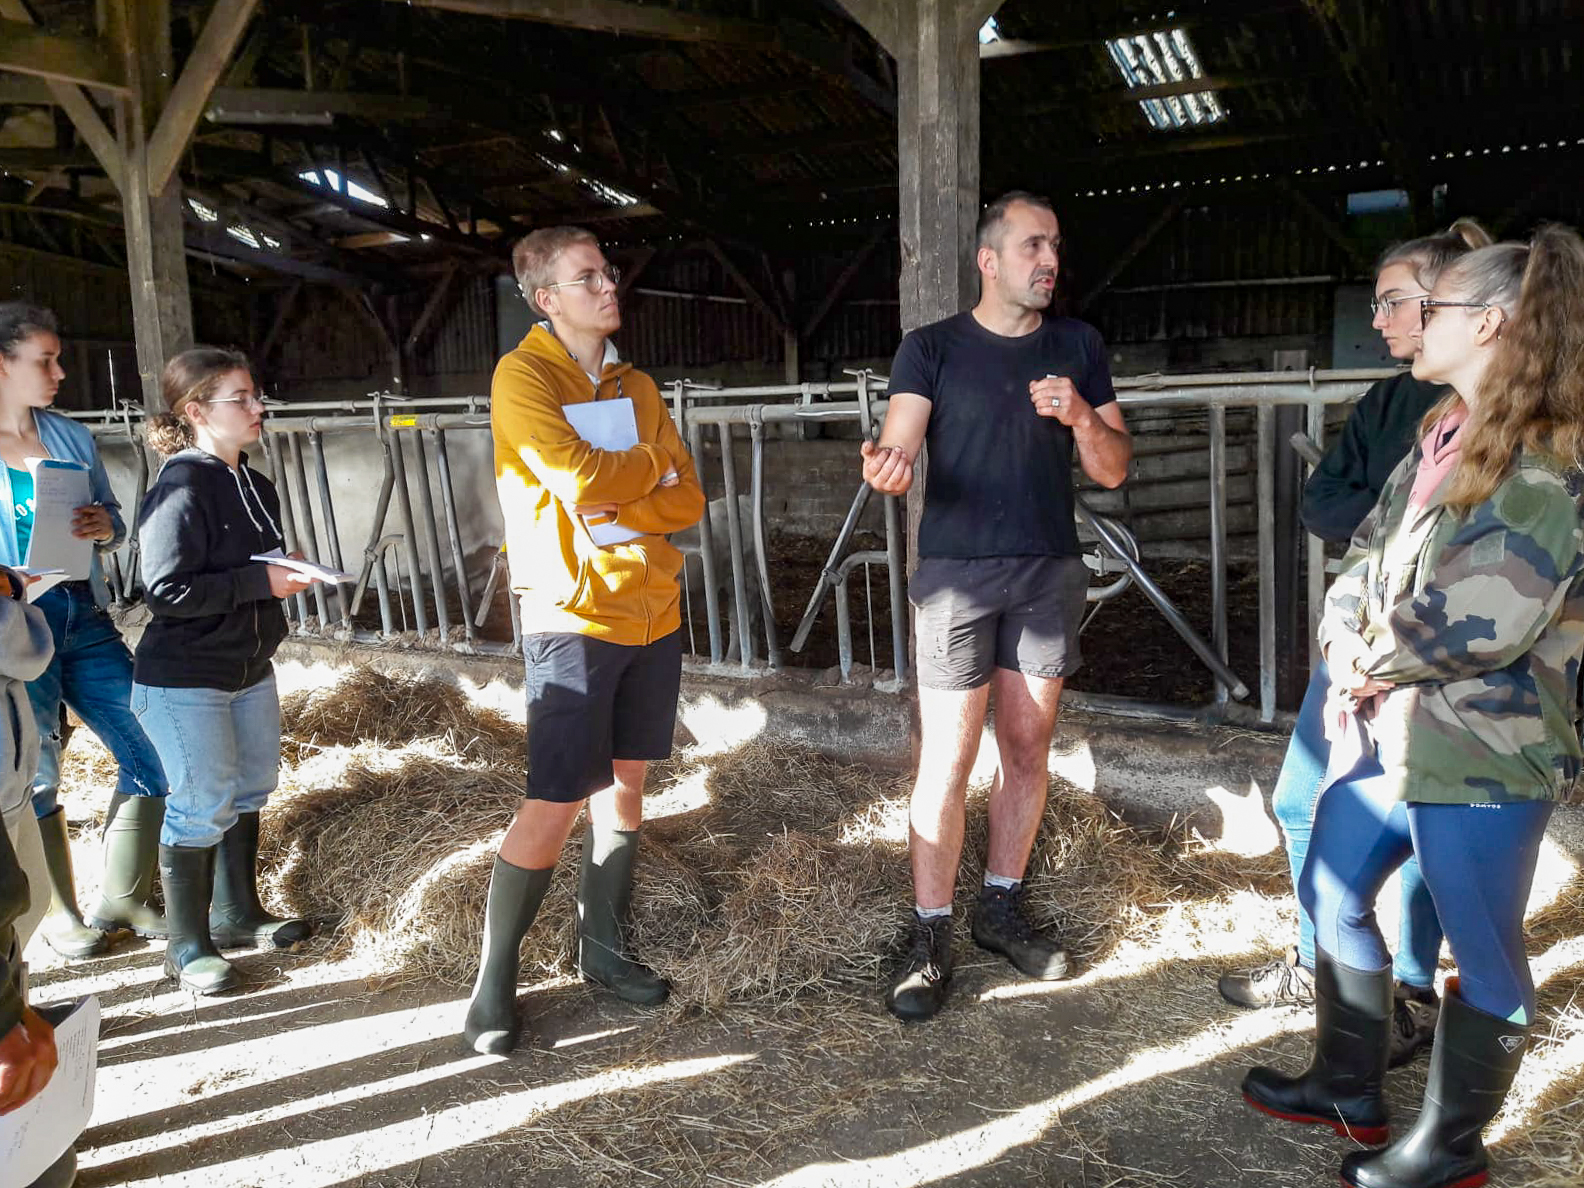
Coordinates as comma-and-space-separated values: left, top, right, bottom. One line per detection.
137, 347, 321, 994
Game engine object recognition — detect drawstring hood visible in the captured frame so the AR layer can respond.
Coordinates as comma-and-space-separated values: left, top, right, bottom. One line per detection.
159, 448, 282, 548
236, 465, 282, 544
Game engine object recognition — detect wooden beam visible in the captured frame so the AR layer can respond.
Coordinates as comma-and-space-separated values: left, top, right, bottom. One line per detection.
1077, 198, 1184, 313
0, 17, 129, 93
256, 281, 302, 365
1279, 181, 1370, 273
406, 261, 463, 352
801, 221, 889, 339
147, 0, 261, 196
702, 239, 789, 333
205, 87, 433, 124
614, 245, 655, 298
382, 0, 777, 44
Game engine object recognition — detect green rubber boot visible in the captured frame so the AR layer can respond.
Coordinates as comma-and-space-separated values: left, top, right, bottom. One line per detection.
85, 793, 167, 939
576, 825, 669, 1006
209, 812, 311, 949
159, 844, 238, 995
35, 807, 108, 959
463, 857, 554, 1055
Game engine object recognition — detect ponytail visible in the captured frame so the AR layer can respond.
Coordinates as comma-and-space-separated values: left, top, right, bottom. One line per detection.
151, 347, 251, 457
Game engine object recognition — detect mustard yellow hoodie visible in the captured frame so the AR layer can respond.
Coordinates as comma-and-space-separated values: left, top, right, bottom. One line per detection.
492, 324, 705, 644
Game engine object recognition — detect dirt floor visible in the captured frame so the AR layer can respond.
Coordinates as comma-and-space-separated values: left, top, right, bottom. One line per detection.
24, 663, 1583, 1188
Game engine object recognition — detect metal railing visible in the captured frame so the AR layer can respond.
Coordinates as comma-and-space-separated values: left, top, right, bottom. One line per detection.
71, 366, 1398, 723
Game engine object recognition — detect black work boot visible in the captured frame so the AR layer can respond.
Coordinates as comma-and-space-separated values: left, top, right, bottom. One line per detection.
159, 844, 238, 995
1341, 980, 1530, 1188
463, 857, 554, 1055
209, 811, 311, 949
35, 807, 108, 959
1242, 952, 1393, 1145
1388, 980, 1440, 1069
1219, 946, 1316, 1010
84, 792, 167, 939
576, 825, 669, 1006
885, 912, 955, 1022
971, 882, 1070, 980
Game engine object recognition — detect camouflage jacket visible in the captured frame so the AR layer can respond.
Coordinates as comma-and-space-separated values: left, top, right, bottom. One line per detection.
1319, 446, 1584, 804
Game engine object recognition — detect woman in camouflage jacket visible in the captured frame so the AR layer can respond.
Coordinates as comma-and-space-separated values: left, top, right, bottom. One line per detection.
1241, 225, 1584, 1188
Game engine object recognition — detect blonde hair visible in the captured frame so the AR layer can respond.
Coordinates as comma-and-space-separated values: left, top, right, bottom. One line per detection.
510, 226, 598, 316
1377, 218, 1493, 289
1423, 224, 1584, 509
147, 347, 251, 456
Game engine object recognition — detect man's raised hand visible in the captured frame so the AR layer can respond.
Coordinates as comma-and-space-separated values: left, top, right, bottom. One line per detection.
861, 441, 914, 495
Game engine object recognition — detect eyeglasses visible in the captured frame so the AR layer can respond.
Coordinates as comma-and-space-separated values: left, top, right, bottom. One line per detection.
1420, 299, 1498, 330
545, 265, 621, 295
1369, 292, 1428, 319
206, 394, 266, 410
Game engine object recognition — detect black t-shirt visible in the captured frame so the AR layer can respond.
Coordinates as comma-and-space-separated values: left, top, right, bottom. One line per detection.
886, 312, 1117, 558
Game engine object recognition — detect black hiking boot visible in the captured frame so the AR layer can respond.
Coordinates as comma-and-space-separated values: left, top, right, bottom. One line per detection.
885, 913, 955, 1022
1388, 981, 1440, 1069
971, 883, 1070, 981
1219, 946, 1316, 1009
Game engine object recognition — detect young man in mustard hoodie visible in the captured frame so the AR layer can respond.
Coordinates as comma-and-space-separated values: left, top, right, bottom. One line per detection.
465, 227, 705, 1055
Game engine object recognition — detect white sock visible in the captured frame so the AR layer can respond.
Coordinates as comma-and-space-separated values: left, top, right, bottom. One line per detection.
915, 904, 952, 920
984, 873, 1020, 891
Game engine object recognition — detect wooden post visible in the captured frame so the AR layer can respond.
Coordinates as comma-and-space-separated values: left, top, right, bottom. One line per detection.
837, 0, 1001, 569
106, 0, 194, 410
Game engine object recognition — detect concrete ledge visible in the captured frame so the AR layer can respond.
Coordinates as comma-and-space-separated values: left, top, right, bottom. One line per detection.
274, 636, 1582, 863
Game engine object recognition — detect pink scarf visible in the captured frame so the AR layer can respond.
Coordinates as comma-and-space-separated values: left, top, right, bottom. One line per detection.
1406, 405, 1469, 514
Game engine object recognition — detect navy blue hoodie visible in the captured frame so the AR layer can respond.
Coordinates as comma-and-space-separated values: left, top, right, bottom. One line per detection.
133, 448, 288, 691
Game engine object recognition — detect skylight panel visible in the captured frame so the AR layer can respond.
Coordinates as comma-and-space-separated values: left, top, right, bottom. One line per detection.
978, 16, 1001, 45
187, 198, 219, 223
580, 177, 640, 207
1106, 28, 1227, 131
298, 168, 390, 208
226, 224, 262, 249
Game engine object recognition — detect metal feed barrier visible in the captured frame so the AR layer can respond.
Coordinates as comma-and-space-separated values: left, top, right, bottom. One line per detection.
68, 365, 1397, 725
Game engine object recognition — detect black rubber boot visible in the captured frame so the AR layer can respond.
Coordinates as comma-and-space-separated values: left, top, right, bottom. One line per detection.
84, 793, 167, 939
1341, 981, 1530, 1188
1242, 952, 1393, 1145
885, 912, 956, 1022
35, 807, 108, 959
576, 825, 670, 1006
209, 812, 311, 949
463, 857, 554, 1055
158, 844, 238, 995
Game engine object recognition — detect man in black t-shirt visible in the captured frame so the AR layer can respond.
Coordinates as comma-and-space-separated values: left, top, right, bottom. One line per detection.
863, 191, 1132, 1022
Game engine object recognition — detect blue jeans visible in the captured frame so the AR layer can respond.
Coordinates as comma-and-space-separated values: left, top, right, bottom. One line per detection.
131, 673, 281, 848
1298, 745, 1553, 1024
1272, 661, 1443, 987
27, 583, 166, 816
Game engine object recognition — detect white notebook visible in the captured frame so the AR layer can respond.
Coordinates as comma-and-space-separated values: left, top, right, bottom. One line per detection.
562, 398, 644, 547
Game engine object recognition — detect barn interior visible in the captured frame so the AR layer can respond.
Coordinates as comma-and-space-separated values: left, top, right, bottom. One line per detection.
3, 2, 1584, 1186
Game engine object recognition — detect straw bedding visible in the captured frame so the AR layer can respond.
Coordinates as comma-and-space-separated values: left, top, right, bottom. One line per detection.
260, 666, 1294, 1006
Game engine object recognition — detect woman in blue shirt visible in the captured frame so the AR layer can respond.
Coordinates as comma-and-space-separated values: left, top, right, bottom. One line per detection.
0, 303, 166, 959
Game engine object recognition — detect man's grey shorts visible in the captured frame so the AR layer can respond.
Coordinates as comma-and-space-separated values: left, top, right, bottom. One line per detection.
909, 556, 1089, 690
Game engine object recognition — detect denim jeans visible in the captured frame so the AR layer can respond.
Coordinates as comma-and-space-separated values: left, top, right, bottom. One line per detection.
131, 672, 281, 848
27, 583, 166, 816
1271, 660, 1444, 987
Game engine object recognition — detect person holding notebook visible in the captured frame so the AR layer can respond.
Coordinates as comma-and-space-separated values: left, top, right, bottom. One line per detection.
0, 303, 167, 962
464, 226, 704, 1055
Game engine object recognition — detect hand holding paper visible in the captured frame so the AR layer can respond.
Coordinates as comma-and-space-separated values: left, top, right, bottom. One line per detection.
251, 549, 355, 595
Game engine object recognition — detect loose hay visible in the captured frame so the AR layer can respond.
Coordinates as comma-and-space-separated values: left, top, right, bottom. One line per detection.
262, 666, 1291, 1008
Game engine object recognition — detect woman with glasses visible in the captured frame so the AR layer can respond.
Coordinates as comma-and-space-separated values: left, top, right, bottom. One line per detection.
135, 348, 323, 994
0, 302, 168, 961
1221, 221, 1490, 1071
1242, 224, 1584, 1188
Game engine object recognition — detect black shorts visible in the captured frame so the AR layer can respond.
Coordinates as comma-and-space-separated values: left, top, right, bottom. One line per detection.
524, 629, 683, 803
909, 556, 1089, 691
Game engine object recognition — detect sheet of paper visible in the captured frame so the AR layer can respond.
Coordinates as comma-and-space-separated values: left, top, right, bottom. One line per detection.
561, 398, 645, 547
250, 548, 355, 584
22, 458, 93, 581
0, 995, 99, 1185
17, 567, 68, 603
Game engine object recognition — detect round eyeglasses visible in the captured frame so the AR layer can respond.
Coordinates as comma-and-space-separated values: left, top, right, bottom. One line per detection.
545, 264, 621, 295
